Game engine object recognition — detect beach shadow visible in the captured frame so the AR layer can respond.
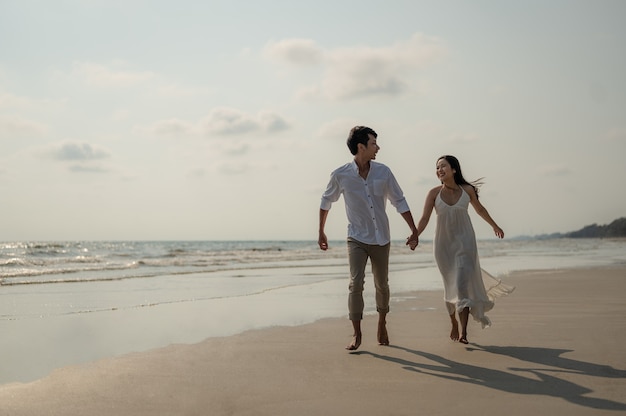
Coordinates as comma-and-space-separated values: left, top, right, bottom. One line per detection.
355, 346, 626, 411
466, 344, 626, 378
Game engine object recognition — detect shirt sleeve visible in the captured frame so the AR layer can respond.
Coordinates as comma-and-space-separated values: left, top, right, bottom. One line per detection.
387, 170, 410, 214
320, 173, 342, 210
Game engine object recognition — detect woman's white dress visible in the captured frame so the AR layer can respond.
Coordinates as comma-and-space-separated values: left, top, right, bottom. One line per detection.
434, 186, 514, 328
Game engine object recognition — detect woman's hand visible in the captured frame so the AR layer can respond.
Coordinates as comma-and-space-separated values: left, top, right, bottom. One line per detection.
406, 232, 419, 250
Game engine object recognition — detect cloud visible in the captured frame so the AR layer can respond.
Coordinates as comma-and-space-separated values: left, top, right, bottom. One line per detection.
201, 107, 290, 136
263, 38, 324, 66
201, 107, 260, 135
258, 111, 290, 133
266, 33, 446, 101
149, 118, 196, 136
324, 34, 445, 100
0, 115, 47, 137
72, 61, 157, 88
0, 93, 32, 109
220, 142, 250, 156
0, 92, 65, 111
138, 108, 291, 138
46, 141, 111, 161
315, 118, 360, 140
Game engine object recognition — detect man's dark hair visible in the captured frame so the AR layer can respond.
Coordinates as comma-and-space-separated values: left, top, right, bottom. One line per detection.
347, 126, 377, 155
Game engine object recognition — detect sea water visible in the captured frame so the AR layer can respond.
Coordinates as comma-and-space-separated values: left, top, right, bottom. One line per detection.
1, 238, 624, 384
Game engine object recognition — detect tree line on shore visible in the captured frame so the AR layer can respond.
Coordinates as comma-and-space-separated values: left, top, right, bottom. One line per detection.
535, 217, 626, 239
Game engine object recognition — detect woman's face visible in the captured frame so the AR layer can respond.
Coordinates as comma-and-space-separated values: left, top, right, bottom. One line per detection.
436, 158, 455, 182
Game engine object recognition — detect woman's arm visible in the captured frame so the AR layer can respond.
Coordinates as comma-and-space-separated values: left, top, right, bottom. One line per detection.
464, 185, 504, 238
416, 187, 439, 237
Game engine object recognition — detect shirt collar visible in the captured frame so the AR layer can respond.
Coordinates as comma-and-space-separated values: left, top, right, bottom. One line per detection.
351, 159, 373, 174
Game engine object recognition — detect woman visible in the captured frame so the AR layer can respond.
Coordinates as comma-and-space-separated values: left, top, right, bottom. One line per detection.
416, 155, 514, 344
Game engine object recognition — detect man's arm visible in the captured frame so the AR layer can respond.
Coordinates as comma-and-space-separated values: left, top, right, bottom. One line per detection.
401, 210, 419, 251
318, 208, 330, 250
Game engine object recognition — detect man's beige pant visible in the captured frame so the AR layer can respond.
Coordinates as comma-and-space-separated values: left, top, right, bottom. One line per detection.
347, 238, 391, 321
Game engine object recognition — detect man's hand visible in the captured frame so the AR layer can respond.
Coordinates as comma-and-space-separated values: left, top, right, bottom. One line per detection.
318, 232, 329, 251
406, 232, 419, 251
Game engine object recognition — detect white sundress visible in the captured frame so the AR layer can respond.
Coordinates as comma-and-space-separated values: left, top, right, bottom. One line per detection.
434, 186, 514, 328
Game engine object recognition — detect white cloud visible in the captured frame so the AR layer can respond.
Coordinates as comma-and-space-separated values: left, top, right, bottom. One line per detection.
137, 108, 291, 139
0, 91, 66, 111
45, 141, 111, 161
0, 92, 37, 109
267, 33, 446, 101
200, 107, 290, 136
220, 142, 250, 156
201, 107, 259, 135
263, 38, 324, 66
258, 111, 290, 133
315, 118, 360, 140
323, 34, 445, 100
149, 118, 196, 137
71, 61, 157, 88
0, 115, 47, 137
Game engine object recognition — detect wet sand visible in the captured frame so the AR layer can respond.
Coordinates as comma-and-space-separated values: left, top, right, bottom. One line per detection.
1, 266, 625, 415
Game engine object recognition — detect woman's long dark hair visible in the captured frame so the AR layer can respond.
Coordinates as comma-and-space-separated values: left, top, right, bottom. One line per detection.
438, 155, 483, 199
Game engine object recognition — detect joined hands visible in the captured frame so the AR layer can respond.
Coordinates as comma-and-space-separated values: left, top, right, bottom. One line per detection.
406, 233, 419, 251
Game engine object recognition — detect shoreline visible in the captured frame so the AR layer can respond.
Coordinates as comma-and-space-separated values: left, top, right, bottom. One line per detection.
1, 265, 625, 415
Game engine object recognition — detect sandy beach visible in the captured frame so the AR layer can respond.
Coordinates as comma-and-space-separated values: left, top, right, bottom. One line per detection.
1, 265, 625, 415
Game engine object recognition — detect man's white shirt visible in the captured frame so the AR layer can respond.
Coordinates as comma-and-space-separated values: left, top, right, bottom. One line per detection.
320, 160, 410, 246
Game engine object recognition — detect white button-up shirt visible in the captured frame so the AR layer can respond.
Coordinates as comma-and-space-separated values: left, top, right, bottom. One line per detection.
320, 160, 410, 245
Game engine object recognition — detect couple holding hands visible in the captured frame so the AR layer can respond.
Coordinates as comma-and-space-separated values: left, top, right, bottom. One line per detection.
318, 126, 513, 351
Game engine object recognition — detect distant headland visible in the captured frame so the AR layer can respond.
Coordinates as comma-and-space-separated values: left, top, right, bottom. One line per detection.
533, 217, 626, 239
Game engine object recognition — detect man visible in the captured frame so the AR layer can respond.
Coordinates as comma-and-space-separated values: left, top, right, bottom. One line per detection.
318, 126, 418, 351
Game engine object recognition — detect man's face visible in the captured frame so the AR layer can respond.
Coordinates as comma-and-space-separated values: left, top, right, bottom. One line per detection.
364, 134, 379, 159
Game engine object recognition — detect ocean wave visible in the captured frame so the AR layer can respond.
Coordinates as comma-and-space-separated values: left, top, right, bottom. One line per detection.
0, 261, 141, 280
6, 238, 620, 288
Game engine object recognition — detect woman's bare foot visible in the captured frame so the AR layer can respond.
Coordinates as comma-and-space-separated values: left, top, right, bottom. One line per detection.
450, 315, 460, 341
346, 333, 362, 351
459, 327, 469, 344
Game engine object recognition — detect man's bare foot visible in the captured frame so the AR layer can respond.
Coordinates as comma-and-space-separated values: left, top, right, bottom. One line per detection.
346, 333, 362, 351
378, 321, 389, 346
450, 318, 460, 341
459, 336, 469, 344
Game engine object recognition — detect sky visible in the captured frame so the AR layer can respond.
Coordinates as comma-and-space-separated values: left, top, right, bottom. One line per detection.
1, 0, 625, 241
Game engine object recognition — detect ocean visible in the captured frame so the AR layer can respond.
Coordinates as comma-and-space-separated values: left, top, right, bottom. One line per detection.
1, 238, 625, 384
